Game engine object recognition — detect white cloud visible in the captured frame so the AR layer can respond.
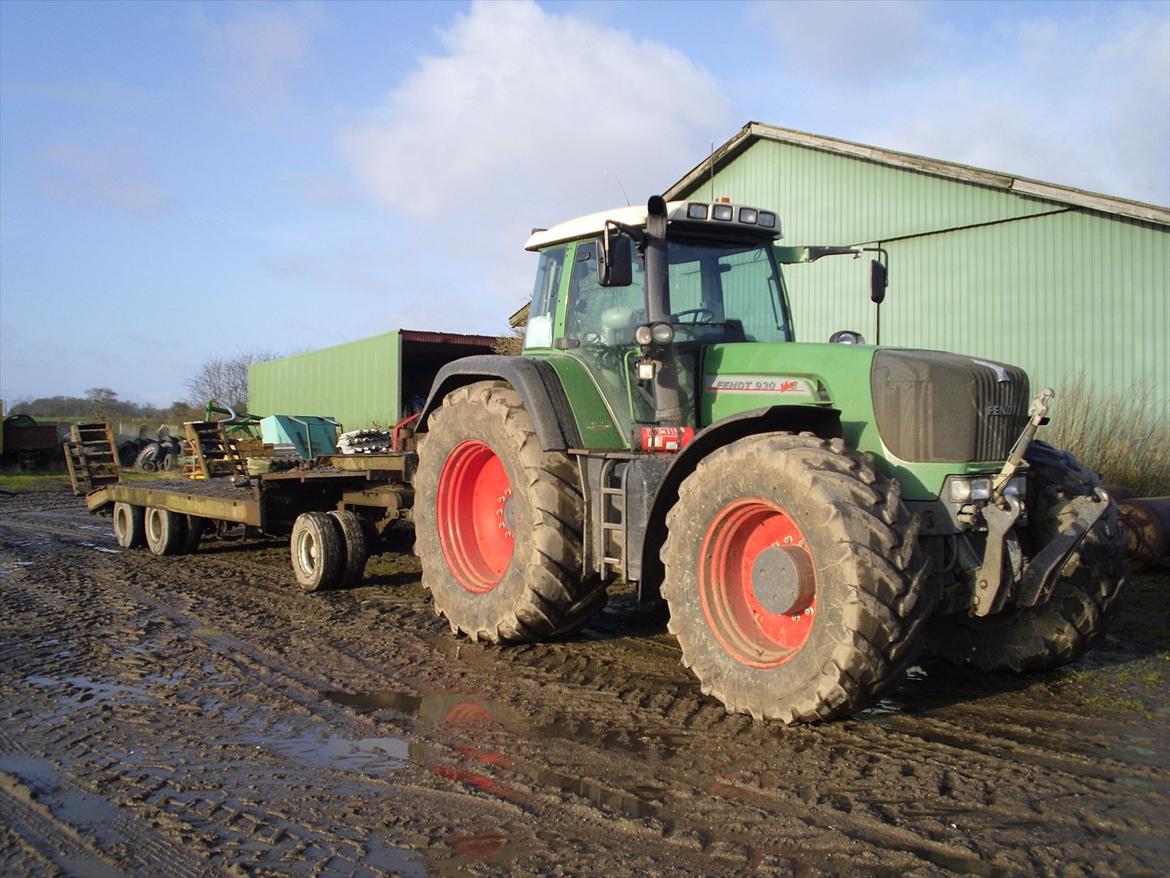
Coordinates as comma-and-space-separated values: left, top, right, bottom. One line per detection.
338, 0, 733, 330
754, 1, 1170, 206
751, 0, 942, 81
39, 142, 169, 216
196, 1, 324, 111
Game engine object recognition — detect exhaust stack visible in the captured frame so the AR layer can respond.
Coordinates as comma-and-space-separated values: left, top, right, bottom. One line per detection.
643, 196, 682, 424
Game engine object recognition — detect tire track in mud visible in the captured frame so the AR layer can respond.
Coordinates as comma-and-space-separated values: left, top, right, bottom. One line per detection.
3, 491, 1169, 876
0, 520, 826, 874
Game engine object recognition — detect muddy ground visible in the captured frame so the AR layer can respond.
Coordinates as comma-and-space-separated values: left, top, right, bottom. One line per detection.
1, 484, 1167, 877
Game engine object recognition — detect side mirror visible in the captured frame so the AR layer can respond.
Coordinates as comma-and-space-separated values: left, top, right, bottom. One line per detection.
870, 259, 887, 304
597, 233, 633, 287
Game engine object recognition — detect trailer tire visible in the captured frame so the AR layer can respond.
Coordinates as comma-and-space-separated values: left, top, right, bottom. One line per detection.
328, 510, 368, 585
661, 432, 934, 723
927, 442, 1126, 673
290, 511, 343, 592
145, 507, 188, 556
415, 381, 603, 643
181, 515, 206, 554
112, 502, 146, 549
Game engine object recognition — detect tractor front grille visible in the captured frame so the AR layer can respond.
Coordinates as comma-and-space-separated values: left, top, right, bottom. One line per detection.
871, 350, 1030, 463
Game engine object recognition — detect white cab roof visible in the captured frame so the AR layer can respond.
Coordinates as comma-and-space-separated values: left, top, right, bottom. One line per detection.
524, 200, 778, 251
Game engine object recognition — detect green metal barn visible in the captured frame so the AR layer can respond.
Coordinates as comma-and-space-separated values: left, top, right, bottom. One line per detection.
665, 122, 1170, 402
247, 329, 497, 432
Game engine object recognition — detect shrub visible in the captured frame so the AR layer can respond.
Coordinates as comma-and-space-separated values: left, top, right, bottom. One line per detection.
1042, 380, 1170, 497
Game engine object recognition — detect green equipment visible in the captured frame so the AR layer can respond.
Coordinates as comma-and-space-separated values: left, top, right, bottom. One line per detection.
412, 196, 1125, 724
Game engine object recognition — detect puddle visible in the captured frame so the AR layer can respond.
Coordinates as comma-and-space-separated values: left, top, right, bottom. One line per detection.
24, 675, 149, 713
326, 687, 667, 821
0, 753, 127, 877
239, 717, 409, 777
79, 542, 120, 555
0, 751, 427, 878
325, 687, 685, 758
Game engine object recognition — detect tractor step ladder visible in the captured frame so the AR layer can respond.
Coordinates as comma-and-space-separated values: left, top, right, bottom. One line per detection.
64, 423, 121, 495
184, 421, 247, 480
598, 459, 628, 580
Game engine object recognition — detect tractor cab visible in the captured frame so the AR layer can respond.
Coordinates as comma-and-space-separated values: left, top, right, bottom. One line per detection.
523, 198, 795, 440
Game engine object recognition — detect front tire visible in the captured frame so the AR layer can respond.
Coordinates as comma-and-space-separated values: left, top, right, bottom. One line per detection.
927, 442, 1126, 673
414, 382, 604, 643
661, 432, 934, 723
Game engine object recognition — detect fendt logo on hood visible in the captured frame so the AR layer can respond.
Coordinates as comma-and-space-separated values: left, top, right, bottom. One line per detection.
986, 404, 1019, 416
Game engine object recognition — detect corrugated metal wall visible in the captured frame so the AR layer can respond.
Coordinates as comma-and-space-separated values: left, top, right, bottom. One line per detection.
680, 139, 1170, 401
248, 332, 400, 432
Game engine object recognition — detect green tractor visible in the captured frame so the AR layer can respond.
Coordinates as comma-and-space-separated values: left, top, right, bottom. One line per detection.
413, 196, 1125, 723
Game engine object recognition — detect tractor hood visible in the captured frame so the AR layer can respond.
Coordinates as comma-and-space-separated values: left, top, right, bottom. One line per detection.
701, 342, 1031, 473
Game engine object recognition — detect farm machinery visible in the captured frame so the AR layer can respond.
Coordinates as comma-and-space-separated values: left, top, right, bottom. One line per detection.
80, 196, 1126, 723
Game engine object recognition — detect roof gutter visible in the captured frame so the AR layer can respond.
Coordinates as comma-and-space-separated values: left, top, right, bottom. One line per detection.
666, 122, 1170, 228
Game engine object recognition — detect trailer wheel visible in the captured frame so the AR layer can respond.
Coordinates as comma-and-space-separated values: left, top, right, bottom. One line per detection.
415, 381, 604, 643
112, 502, 146, 549
145, 507, 188, 556
290, 511, 343, 591
661, 432, 934, 723
181, 515, 206, 554
927, 442, 1126, 673
328, 510, 368, 585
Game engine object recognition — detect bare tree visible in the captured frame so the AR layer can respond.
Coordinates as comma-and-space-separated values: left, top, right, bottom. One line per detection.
185, 351, 278, 413
85, 387, 118, 420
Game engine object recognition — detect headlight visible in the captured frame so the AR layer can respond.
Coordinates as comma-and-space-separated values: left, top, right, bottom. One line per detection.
634, 322, 674, 346
712, 204, 734, 221
686, 203, 708, 220
1004, 476, 1026, 498
651, 322, 674, 344
758, 211, 777, 229
738, 207, 758, 224
948, 477, 992, 502
829, 329, 865, 345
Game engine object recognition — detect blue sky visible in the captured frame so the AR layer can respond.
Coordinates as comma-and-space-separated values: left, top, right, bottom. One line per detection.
2, 0, 1167, 406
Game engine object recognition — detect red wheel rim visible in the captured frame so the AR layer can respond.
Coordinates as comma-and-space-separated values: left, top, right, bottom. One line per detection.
699, 498, 816, 668
436, 440, 515, 592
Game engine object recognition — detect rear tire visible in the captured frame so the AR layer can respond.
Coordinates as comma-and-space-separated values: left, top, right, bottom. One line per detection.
661, 432, 934, 723
181, 516, 205, 554
414, 382, 604, 643
927, 442, 1126, 673
290, 512, 343, 592
145, 507, 187, 556
113, 502, 146, 549
328, 510, 369, 585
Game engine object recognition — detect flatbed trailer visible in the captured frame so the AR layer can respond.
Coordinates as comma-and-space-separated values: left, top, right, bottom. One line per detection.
85, 454, 416, 591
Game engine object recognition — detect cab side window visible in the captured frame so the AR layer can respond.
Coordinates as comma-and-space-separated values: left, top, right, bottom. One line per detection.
524, 246, 567, 350
566, 241, 645, 345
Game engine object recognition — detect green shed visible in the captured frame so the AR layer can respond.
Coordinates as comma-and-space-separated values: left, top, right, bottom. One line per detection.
665, 123, 1170, 402
247, 329, 497, 432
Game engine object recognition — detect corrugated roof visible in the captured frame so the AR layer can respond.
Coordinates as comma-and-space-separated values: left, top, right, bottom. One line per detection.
665, 122, 1170, 228
398, 328, 499, 347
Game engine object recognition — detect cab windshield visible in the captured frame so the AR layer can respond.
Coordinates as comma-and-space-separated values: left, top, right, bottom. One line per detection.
566, 237, 792, 347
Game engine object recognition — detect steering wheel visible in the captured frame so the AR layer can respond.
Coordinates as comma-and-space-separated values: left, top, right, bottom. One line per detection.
672, 308, 716, 324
